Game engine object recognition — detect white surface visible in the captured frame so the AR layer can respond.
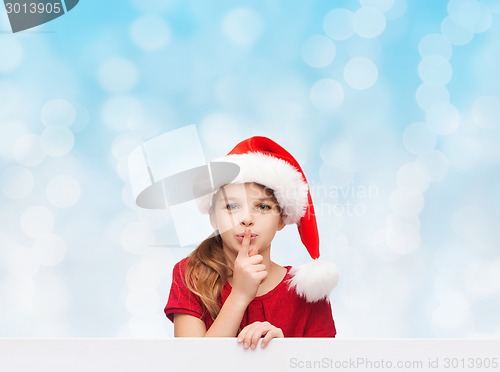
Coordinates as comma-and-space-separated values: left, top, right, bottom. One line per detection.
0, 339, 498, 371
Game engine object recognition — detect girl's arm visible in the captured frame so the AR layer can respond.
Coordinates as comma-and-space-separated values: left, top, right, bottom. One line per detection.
174, 228, 266, 337
173, 293, 248, 337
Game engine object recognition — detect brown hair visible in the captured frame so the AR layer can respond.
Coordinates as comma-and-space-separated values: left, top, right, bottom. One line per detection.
183, 234, 230, 320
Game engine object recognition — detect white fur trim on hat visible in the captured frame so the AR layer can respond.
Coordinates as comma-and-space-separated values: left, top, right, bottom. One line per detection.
199, 152, 309, 225
288, 260, 339, 302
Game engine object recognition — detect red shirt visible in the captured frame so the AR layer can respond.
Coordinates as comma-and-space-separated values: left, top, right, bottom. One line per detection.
165, 258, 336, 337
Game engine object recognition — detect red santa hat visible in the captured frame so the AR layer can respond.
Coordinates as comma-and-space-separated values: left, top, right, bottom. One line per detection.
200, 136, 339, 302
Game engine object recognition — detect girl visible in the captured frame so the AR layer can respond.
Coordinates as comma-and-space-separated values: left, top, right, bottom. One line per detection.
165, 136, 339, 349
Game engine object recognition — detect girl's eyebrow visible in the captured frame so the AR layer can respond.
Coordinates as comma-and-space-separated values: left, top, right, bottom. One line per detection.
219, 195, 243, 202
219, 188, 243, 203
255, 196, 276, 203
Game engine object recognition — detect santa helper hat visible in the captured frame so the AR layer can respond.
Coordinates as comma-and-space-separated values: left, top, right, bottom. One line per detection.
202, 136, 339, 302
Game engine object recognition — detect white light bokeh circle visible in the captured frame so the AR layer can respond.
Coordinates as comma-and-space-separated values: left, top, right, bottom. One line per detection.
471, 95, 500, 129
101, 96, 143, 133
416, 150, 449, 182
323, 8, 354, 40
199, 113, 247, 157
402, 122, 437, 155
347, 37, 382, 60
121, 222, 156, 255
130, 15, 171, 52
222, 8, 264, 47
418, 55, 452, 85
431, 290, 472, 331
464, 260, 500, 297
71, 104, 91, 133
111, 134, 143, 161
0, 120, 27, 159
385, 222, 420, 255
33, 271, 69, 316
441, 16, 474, 45
127, 314, 167, 338
386, 212, 421, 231
442, 135, 483, 171
389, 188, 424, 216
0, 38, 24, 72
0, 276, 36, 313
97, 58, 139, 94
320, 139, 357, 172
126, 103, 166, 139
32, 233, 67, 266
451, 205, 486, 243
41, 99, 76, 127
360, 0, 395, 12
135, 208, 171, 230
301, 35, 336, 68
385, 0, 407, 20
126, 261, 162, 292
447, 0, 473, 15
373, 227, 401, 261
0, 166, 34, 199
121, 183, 136, 209
130, 0, 174, 13
13, 133, 46, 167
415, 83, 450, 111
5, 246, 40, 278
310, 79, 344, 111
448, 0, 492, 34
344, 57, 378, 90
40, 125, 75, 157
375, 267, 411, 312
352, 6, 387, 38
20, 206, 55, 239
319, 163, 353, 188
426, 103, 460, 135
0, 81, 21, 117
141, 248, 175, 272
482, 0, 500, 14
46, 175, 81, 208
396, 162, 431, 193
126, 290, 162, 315
418, 33, 453, 59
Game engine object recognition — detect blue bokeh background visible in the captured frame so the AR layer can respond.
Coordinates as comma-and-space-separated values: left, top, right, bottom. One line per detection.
1, 0, 499, 338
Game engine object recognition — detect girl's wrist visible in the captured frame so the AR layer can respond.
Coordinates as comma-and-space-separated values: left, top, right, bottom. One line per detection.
226, 291, 251, 309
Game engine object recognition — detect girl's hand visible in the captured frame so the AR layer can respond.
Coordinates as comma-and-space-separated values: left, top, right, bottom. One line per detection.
231, 228, 267, 304
237, 321, 284, 349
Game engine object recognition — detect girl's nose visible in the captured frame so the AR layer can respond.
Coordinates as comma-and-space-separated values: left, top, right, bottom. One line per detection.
239, 207, 254, 226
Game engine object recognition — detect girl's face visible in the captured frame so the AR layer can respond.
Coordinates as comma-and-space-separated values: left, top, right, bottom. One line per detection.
210, 183, 285, 257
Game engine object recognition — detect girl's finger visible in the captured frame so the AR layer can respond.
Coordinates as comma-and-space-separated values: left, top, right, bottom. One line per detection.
237, 328, 247, 344
238, 327, 253, 349
237, 227, 251, 258
260, 330, 275, 349
250, 327, 264, 349
261, 327, 283, 348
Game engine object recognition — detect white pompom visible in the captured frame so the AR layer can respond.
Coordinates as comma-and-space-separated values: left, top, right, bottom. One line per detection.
288, 260, 339, 302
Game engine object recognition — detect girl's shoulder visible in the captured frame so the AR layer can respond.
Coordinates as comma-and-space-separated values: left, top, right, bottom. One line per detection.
171, 257, 190, 278
174, 256, 189, 268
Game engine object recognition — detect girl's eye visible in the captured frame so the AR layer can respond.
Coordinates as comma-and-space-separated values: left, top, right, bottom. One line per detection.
257, 204, 272, 211
226, 203, 238, 211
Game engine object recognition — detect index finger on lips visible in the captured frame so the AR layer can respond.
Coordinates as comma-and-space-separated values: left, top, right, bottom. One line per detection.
237, 227, 251, 258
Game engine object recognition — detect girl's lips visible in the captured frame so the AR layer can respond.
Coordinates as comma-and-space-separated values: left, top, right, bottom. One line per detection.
236, 234, 257, 244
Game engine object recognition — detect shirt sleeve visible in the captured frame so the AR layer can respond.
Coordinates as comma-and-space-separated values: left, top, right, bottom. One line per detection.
164, 258, 205, 323
304, 299, 337, 337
